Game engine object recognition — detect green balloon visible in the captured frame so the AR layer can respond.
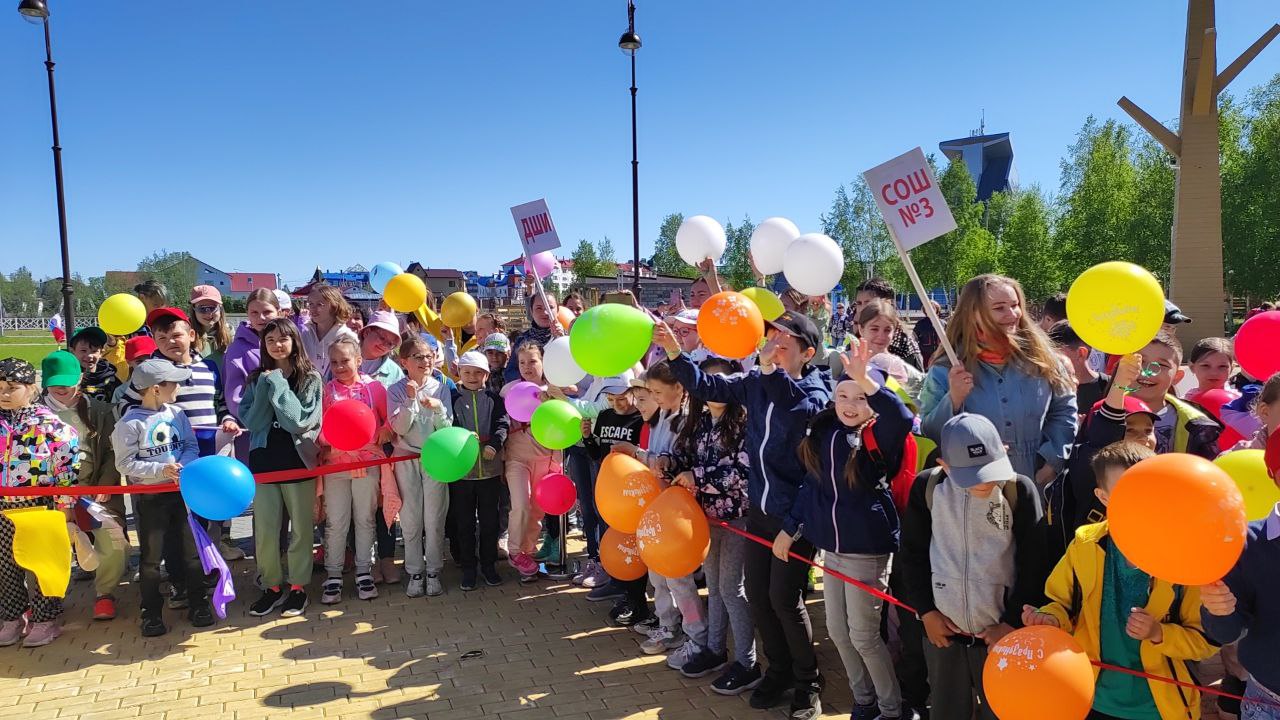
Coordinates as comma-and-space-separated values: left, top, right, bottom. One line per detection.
530, 399, 583, 451
421, 426, 480, 483
569, 304, 655, 377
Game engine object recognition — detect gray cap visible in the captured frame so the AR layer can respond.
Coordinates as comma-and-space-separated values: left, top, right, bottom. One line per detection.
940, 413, 1014, 488
132, 359, 192, 390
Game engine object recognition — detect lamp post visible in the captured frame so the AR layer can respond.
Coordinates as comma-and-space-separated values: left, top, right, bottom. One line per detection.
18, 0, 75, 339
619, 1, 642, 297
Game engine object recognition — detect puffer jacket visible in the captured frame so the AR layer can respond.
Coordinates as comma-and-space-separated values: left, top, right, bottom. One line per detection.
0, 404, 80, 489
450, 385, 508, 480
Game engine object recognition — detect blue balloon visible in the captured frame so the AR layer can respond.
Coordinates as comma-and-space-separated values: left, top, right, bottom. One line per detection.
370, 262, 404, 294
179, 455, 256, 521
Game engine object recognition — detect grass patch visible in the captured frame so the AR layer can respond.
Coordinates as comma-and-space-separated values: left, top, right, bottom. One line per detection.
0, 343, 59, 366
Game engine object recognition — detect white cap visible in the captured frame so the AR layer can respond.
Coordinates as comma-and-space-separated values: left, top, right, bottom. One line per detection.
273, 289, 293, 310
458, 351, 489, 372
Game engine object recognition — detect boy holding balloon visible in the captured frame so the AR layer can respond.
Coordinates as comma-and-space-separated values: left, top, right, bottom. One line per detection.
1125, 332, 1221, 459
448, 351, 508, 590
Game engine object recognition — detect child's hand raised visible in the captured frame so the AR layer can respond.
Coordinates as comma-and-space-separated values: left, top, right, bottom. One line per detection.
1113, 353, 1144, 392
841, 338, 873, 384
758, 335, 782, 371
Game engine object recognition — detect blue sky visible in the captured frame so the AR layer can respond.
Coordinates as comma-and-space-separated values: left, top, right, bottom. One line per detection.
2, 1, 1277, 288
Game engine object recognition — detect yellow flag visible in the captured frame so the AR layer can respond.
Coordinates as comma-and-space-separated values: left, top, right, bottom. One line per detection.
3, 507, 71, 598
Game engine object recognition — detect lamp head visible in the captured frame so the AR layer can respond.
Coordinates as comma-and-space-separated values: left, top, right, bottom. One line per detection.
18, 0, 48, 22
618, 30, 641, 56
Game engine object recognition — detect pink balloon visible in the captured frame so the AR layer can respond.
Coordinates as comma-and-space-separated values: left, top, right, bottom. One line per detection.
505, 381, 542, 423
533, 473, 577, 515
524, 252, 558, 279
1235, 311, 1280, 382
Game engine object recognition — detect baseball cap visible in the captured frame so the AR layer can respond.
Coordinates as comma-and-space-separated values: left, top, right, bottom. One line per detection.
627, 377, 648, 390
131, 359, 192, 390
41, 350, 82, 389
1164, 300, 1192, 325
68, 326, 109, 348
190, 285, 222, 306
1086, 395, 1159, 422
767, 311, 822, 351
940, 413, 1015, 488
481, 332, 511, 355
597, 375, 631, 397
125, 336, 158, 362
273, 289, 293, 310
360, 310, 401, 341
458, 351, 489, 372
669, 309, 699, 326
145, 307, 190, 329
0, 358, 36, 385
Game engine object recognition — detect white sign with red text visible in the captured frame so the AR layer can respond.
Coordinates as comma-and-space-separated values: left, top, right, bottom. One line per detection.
511, 199, 562, 256
862, 147, 957, 251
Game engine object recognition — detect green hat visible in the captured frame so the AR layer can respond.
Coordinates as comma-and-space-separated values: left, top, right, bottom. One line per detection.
41, 350, 82, 389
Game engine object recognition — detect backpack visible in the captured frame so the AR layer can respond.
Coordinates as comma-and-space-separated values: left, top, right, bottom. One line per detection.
921, 466, 1019, 513
862, 420, 918, 512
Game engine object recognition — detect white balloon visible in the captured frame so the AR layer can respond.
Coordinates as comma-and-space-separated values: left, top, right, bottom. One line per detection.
675, 215, 727, 267
749, 217, 800, 275
543, 336, 587, 388
783, 233, 844, 296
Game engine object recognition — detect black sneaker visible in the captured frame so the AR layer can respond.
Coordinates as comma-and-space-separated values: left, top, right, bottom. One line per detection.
712, 661, 762, 696
461, 568, 478, 592
585, 581, 625, 602
166, 587, 188, 610
789, 677, 823, 720
481, 565, 502, 586
140, 614, 168, 637
749, 673, 793, 709
608, 601, 652, 627
188, 603, 214, 628
632, 614, 660, 633
248, 588, 285, 617
680, 648, 728, 678
280, 589, 308, 618
851, 702, 882, 720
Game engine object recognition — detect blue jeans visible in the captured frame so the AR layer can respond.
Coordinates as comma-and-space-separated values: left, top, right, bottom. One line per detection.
1243, 678, 1280, 720
565, 446, 601, 558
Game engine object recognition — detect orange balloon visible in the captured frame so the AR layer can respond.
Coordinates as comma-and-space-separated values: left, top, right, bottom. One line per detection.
636, 487, 710, 578
599, 528, 647, 581
697, 291, 765, 360
1108, 453, 1247, 585
557, 306, 576, 332
983, 626, 1095, 720
595, 453, 662, 534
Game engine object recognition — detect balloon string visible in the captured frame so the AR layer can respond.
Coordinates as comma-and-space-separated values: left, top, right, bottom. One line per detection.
710, 519, 1268, 707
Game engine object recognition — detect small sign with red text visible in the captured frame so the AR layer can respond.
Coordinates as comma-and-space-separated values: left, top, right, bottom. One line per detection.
511, 199, 561, 255
862, 147, 957, 251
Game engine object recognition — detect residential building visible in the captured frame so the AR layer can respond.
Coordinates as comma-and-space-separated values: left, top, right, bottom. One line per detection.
405, 263, 466, 303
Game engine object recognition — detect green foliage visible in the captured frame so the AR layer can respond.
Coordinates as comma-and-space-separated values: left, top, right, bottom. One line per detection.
569, 238, 603, 284
135, 250, 198, 304
910, 158, 998, 295
652, 213, 697, 278
1222, 74, 1280, 301
820, 180, 897, 295
720, 216, 756, 291
1053, 118, 1139, 278
998, 187, 1060, 300
596, 237, 618, 277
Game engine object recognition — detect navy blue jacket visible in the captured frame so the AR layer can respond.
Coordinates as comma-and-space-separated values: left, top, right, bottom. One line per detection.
1201, 515, 1280, 696
668, 354, 832, 532
793, 386, 913, 554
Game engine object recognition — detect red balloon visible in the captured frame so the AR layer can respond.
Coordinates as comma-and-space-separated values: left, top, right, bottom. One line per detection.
322, 399, 377, 451
1235, 310, 1280, 382
1194, 389, 1247, 452
533, 473, 577, 515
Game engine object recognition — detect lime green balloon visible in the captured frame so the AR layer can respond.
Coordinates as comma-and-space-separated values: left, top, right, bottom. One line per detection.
740, 287, 785, 321
530, 399, 583, 450
569, 304, 655, 377
421, 426, 479, 483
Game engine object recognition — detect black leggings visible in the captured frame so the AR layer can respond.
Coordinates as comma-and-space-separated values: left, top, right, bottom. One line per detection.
743, 508, 818, 683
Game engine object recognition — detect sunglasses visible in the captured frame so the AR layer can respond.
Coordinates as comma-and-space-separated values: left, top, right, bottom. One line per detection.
194, 305, 220, 314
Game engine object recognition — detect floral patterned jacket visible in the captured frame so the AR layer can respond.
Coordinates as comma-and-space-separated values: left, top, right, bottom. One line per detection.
670, 409, 749, 521
1, 404, 80, 488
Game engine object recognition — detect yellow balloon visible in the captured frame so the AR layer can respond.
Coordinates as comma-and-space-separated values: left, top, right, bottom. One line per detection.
383, 273, 427, 313
440, 292, 478, 328
1214, 450, 1280, 521
740, 286, 785, 321
1066, 262, 1165, 354
98, 293, 147, 336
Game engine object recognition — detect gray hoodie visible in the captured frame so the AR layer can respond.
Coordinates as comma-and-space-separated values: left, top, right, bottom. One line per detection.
388, 375, 452, 453
111, 404, 199, 485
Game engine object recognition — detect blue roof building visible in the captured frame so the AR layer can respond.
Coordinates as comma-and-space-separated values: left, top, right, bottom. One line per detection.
938, 132, 1018, 201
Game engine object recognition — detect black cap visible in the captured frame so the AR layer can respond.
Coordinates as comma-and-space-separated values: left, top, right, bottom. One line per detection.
69, 326, 109, 348
1164, 300, 1192, 325
767, 311, 822, 351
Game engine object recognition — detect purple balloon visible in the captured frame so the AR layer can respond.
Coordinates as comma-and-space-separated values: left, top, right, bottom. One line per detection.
505, 381, 543, 423
524, 251, 558, 279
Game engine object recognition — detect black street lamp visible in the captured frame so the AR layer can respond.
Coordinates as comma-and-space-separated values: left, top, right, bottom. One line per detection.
18, 0, 75, 339
619, 1, 641, 297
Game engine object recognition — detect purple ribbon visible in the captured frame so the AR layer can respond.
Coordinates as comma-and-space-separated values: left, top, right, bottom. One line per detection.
187, 512, 235, 619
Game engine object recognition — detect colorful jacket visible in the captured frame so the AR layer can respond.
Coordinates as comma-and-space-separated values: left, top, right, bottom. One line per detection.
1041, 522, 1215, 720
670, 408, 750, 521
0, 405, 79, 489
222, 322, 261, 421
47, 394, 122, 518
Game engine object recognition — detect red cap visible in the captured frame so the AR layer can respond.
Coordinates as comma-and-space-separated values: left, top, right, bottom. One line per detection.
1088, 395, 1159, 421
124, 336, 157, 362
144, 307, 190, 329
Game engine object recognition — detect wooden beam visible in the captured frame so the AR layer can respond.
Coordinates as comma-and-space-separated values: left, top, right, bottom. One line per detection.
1193, 28, 1218, 115
1118, 97, 1182, 156
1217, 24, 1280, 92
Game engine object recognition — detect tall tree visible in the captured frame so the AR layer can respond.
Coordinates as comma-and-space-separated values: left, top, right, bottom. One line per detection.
912, 158, 993, 296
821, 179, 897, 295
3, 267, 38, 314
652, 213, 696, 278
719, 217, 756, 291
136, 250, 198, 301
1222, 75, 1280, 302
1127, 134, 1175, 284
596, 236, 618, 277
569, 238, 602, 285
998, 187, 1062, 300
1053, 117, 1138, 278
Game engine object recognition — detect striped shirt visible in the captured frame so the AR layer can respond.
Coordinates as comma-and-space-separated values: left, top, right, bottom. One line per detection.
117, 350, 228, 431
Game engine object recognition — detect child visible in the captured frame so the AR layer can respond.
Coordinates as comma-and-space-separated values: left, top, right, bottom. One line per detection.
669, 358, 760, 691
1228, 372, 1280, 452
359, 310, 406, 388
602, 378, 659, 629
319, 337, 394, 604
480, 333, 511, 394
795, 340, 912, 720
1185, 336, 1238, 404
856, 299, 925, 400
69, 326, 122, 403
899, 413, 1046, 720
579, 378, 644, 591
301, 284, 357, 381
0, 358, 79, 648
239, 318, 323, 618
655, 311, 832, 713
502, 342, 563, 581
449, 351, 509, 590
133, 279, 168, 314
223, 287, 281, 424
111, 359, 211, 637
1048, 320, 1112, 418
1127, 331, 1220, 459
189, 285, 232, 372
389, 336, 452, 598
112, 336, 157, 405
475, 313, 506, 345
41, 350, 128, 622
1026, 441, 1215, 720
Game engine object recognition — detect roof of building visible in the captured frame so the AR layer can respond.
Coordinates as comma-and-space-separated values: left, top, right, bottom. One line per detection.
938, 132, 1016, 202
406, 263, 465, 279
228, 273, 277, 293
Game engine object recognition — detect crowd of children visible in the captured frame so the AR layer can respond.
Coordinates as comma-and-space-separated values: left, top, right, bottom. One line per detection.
0, 273, 1278, 720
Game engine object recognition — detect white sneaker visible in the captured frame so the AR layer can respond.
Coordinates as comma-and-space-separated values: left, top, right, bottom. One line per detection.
356, 574, 378, 601
425, 573, 444, 597
666, 639, 699, 671
405, 574, 425, 598
639, 626, 682, 655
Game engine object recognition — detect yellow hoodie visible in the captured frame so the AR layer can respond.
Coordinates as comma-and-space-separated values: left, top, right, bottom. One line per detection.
1038, 521, 1217, 720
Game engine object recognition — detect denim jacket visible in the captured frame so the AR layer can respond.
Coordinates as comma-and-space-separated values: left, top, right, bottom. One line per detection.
919, 359, 1077, 478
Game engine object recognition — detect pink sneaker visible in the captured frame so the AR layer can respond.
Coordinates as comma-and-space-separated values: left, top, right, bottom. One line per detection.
21, 621, 59, 648
512, 552, 539, 577
0, 618, 25, 647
